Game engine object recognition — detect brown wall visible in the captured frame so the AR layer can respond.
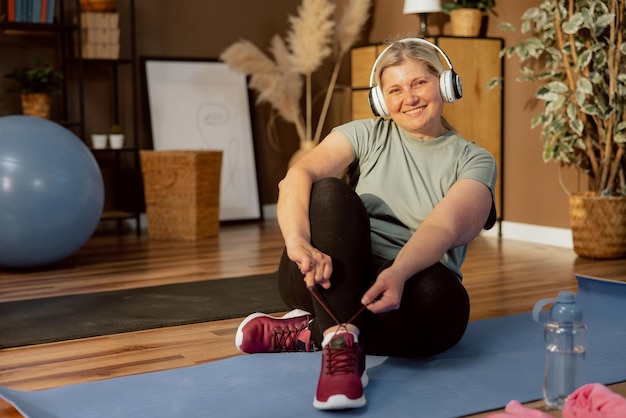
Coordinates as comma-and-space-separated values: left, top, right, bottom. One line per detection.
0, 0, 580, 229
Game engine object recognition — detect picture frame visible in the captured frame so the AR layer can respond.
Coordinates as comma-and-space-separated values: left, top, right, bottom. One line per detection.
141, 57, 262, 222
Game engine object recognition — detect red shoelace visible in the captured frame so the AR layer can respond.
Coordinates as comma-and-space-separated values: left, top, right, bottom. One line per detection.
307, 288, 368, 331
272, 323, 310, 352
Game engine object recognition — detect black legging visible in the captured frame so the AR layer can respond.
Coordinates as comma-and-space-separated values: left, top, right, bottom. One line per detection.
278, 177, 470, 357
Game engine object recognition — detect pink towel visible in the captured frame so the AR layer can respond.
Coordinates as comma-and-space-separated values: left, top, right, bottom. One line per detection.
563, 383, 626, 417
485, 400, 552, 418
485, 384, 626, 418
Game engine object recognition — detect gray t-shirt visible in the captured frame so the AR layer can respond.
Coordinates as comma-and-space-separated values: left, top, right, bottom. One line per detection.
334, 118, 497, 278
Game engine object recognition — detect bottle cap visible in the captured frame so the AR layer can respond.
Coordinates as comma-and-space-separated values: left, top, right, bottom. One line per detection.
532, 291, 583, 324
550, 291, 582, 323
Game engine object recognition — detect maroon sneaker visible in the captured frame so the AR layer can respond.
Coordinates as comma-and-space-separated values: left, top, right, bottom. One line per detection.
313, 332, 368, 410
235, 309, 316, 353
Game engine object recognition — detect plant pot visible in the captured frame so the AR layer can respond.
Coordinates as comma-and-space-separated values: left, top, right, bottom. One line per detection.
450, 9, 483, 37
109, 134, 125, 149
80, 0, 118, 12
91, 134, 108, 149
569, 192, 626, 259
20, 93, 51, 119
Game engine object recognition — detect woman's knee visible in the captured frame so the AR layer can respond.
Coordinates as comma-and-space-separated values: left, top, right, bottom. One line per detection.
310, 178, 359, 213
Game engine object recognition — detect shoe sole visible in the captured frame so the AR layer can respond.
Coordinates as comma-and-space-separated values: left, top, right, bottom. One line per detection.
234, 309, 311, 352
312, 371, 369, 410
313, 393, 367, 410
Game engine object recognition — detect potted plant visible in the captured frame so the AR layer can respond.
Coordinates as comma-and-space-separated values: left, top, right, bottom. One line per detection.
442, 0, 496, 37
4, 57, 63, 119
91, 129, 108, 149
500, 0, 626, 259
109, 123, 125, 149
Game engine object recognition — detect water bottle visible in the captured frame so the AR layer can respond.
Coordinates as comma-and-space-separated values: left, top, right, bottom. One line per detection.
532, 291, 587, 409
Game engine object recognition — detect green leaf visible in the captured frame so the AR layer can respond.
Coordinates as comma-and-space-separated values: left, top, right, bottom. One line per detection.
487, 77, 502, 89
537, 91, 560, 102
577, 49, 592, 69
526, 37, 545, 53
521, 6, 540, 21
575, 89, 586, 105
569, 118, 583, 135
548, 81, 569, 93
562, 13, 584, 34
499, 22, 515, 32
576, 77, 593, 94
595, 13, 615, 30
582, 104, 598, 115
566, 101, 577, 120
531, 114, 543, 129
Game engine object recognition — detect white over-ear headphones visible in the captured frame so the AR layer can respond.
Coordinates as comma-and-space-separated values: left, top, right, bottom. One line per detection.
368, 38, 463, 117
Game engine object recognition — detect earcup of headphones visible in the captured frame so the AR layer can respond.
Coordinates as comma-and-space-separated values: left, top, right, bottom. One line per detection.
439, 69, 463, 103
368, 86, 389, 118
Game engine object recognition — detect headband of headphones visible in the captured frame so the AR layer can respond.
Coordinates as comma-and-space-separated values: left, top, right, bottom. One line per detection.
368, 38, 455, 88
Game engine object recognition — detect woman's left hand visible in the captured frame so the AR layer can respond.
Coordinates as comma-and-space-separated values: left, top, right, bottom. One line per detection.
361, 267, 406, 314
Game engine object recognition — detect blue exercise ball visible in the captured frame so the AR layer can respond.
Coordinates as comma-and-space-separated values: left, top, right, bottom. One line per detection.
0, 115, 104, 268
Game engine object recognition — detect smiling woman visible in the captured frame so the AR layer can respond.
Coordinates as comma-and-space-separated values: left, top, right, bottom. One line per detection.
233, 37, 497, 411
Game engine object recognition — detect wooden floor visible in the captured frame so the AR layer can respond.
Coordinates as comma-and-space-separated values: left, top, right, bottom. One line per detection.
0, 219, 625, 417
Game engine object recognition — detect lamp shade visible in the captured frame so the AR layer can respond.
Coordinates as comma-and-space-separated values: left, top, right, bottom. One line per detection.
403, 0, 441, 14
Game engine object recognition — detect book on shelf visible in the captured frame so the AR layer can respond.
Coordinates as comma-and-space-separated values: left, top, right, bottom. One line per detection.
9, 0, 56, 23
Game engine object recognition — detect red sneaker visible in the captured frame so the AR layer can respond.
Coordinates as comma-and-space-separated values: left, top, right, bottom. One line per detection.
313, 332, 368, 410
235, 309, 316, 353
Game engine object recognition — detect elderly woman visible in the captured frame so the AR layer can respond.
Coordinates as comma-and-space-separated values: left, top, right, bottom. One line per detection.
235, 37, 497, 410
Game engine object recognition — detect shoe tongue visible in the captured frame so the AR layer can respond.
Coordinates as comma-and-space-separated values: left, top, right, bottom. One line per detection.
330, 333, 352, 349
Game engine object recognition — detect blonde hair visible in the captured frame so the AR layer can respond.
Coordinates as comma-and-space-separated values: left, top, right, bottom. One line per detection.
372, 40, 444, 88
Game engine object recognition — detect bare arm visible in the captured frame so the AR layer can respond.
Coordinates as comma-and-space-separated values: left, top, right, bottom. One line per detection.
277, 130, 354, 289
361, 178, 493, 313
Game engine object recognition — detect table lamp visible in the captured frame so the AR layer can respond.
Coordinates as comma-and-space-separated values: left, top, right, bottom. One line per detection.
403, 0, 442, 37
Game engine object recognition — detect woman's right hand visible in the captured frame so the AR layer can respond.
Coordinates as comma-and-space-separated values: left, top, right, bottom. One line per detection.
287, 242, 333, 290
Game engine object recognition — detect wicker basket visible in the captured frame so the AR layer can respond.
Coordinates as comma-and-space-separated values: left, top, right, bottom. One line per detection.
80, 0, 118, 12
569, 192, 626, 259
140, 150, 222, 241
450, 9, 483, 37
20, 93, 51, 119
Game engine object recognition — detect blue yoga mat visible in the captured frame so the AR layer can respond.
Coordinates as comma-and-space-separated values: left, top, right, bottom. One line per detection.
0, 275, 624, 418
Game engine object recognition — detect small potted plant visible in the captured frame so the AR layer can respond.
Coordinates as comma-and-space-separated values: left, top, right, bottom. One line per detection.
109, 123, 125, 149
441, 0, 496, 37
91, 129, 108, 149
4, 57, 63, 119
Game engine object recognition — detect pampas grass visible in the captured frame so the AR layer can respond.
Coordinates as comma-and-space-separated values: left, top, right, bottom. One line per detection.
220, 0, 371, 150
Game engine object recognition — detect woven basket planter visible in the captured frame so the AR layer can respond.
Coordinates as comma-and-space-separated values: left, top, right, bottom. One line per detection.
450, 9, 482, 37
80, 0, 118, 12
140, 150, 222, 241
20, 93, 51, 119
569, 192, 626, 259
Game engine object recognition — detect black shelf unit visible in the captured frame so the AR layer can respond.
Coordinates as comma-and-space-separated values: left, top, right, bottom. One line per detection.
1, 0, 142, 234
